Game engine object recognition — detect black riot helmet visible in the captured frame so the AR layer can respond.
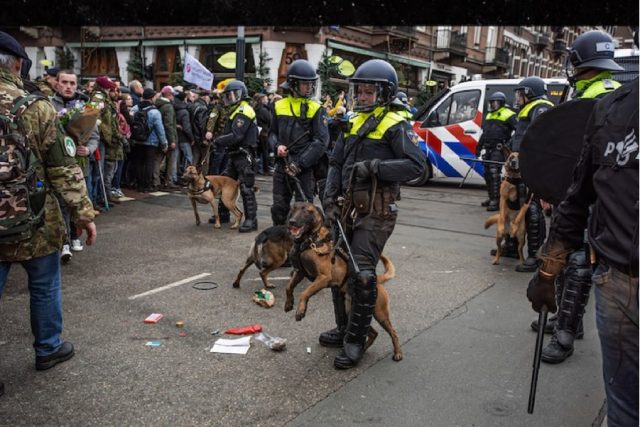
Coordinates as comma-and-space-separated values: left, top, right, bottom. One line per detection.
515, 76, 547, 103
283, 59, 318, 98
391, 90, 410, 110
348, 59, 398, 112
221, 79, 248, 107
568, 31, 624, 72
487, 91, 506, 112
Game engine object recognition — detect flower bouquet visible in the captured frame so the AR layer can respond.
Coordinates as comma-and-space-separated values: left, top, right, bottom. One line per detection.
58, 100, 103, 146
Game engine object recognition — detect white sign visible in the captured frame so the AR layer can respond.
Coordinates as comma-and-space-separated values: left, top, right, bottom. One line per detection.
183, 52, 214, 91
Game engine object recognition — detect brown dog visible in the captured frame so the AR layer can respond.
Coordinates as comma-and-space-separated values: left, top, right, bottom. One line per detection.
182, 165, 243, 229
232, 225, 294, 289
484, 150, 530, 265
284, 201, 402, 362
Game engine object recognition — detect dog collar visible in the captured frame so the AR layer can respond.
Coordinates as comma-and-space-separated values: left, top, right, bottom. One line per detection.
189, 179, 212, 195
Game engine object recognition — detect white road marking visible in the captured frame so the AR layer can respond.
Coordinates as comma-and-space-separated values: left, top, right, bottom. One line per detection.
149, 191, 169, 196
128, 273, 212, 300
247, 276, 291, 281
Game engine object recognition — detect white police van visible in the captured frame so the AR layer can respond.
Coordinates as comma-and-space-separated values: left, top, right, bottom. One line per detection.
407, 78, 570, 186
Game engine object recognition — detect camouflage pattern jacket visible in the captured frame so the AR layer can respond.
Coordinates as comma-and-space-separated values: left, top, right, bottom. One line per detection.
0, 69, 95, 262
90, 89, 123, 161
35, 79, 55, 97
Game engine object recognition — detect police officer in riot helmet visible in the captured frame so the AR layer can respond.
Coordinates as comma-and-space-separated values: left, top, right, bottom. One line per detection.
477, 91, 516, 212
389, 91, 413, 119
510, 76, 555, 273
213, 79, 259, 232
565, 30, 623, 99
322, 59, 425, 369
531, 30, 623, 365
269, 59, 329, 226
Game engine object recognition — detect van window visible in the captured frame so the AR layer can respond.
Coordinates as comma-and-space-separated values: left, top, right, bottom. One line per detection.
423, 90, 481, 127
449, 90, 480, 124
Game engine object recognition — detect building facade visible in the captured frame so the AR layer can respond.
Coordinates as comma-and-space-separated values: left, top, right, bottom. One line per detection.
3, 25, 625, 97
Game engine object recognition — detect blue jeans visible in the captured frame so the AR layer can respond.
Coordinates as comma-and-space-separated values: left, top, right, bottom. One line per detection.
112, 159, 124, 191
593, 262, 639, 427
179, 142, 193, 172
0, 251, 64, 357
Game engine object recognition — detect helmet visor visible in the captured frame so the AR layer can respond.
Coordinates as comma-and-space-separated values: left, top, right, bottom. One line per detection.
291, 79, 317, 98
222, 88, 243, 106
349, 81, 386, 112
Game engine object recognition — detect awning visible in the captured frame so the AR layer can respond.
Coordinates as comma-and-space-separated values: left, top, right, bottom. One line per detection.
66, 41, 139, 48
327, 40, 431, 69
66, 36, 261, 49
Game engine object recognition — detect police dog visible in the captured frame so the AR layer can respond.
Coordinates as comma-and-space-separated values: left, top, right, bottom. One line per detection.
182, 165, 243, 229
484, 150, 529, 265
284, 202, 402, 362
232, 225, 294, 289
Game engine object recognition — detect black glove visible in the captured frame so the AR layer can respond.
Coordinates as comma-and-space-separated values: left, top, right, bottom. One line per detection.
526, 269, 557, 313
353, 159, 380, 181
285, 161, 301, 177
323, 202, 341, 226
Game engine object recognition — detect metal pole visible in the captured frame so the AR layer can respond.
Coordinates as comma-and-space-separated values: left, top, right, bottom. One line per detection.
235, 26, 245, 81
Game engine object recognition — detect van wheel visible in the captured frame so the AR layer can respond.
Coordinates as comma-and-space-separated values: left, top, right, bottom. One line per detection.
405, 159, 431, 187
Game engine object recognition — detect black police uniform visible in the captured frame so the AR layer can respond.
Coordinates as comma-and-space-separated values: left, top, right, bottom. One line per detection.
539, 75, 622, 362
511, 97, 554, 272
214, 100, 259, 232
323, 106, 424, 367
477, 105, 516, 211
269, 95, 329, 225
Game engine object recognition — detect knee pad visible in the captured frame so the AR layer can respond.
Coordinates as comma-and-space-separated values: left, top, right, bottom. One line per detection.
353, 270, 377, 301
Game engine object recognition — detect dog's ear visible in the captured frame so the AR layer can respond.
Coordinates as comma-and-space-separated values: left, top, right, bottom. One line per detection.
314, 204, 325, 222
195, 164, 202, 174
501, 144, 512, 158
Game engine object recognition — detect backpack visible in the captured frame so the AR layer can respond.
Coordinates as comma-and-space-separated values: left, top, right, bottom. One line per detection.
0, 94, 48, 244
189, 102, 209, 143
131, 106, 153, 142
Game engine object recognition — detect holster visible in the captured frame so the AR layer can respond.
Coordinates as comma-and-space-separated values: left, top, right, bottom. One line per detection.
351, 177, 372, 216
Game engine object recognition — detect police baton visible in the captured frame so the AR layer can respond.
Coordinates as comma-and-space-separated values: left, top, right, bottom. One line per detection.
527, 305, 548, 414
94, 147, 109, 211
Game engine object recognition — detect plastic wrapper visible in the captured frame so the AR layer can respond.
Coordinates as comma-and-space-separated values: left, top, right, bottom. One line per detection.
254, 332, 287, 351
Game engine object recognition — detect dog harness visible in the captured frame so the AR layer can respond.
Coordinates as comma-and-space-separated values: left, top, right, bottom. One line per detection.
188, 179, 212, 196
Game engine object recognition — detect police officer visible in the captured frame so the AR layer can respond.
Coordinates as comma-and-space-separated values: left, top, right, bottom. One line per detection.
213, 80, 259, 232
510, 76, 555, 273
269, 59, 329, 225
390, 91, 414, 120
527, 77, 638, 426
0, 32, 96, 386
535, 30, 623, 363
477, 92, 516, 212
322, 59, 425, 369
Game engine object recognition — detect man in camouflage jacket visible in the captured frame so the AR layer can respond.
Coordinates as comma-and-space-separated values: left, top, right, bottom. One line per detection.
91, 75, 123, 205
0, 32, 97, 378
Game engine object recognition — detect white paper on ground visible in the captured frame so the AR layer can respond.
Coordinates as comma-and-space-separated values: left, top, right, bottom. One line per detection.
210, 336, 251, 354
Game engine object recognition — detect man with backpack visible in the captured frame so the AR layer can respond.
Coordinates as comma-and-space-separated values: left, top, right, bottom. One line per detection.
0, 33, 97, 386
187, 90, 211, 173
130, 88, 168, 192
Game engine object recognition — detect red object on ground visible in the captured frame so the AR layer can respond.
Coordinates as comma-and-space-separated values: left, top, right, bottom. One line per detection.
225, 324, 262, 335
144, 313, 164, 324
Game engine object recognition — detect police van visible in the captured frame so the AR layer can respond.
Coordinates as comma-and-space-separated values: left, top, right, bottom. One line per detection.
407, 78, 570, 186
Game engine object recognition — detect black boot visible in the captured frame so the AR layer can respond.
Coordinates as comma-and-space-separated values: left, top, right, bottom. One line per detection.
516, 198, 545, 272
490, 235, 519, 259
334, 272, 377, 369
215, 197, 231, 224
239, 184, 258, 233
481, 199, 490, 207
486, 163, 500, 212
319, 287, 348, 347
541, 250, 592, 363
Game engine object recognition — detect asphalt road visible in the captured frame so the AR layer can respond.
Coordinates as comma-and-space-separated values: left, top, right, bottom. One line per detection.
0, 177, 605, 426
